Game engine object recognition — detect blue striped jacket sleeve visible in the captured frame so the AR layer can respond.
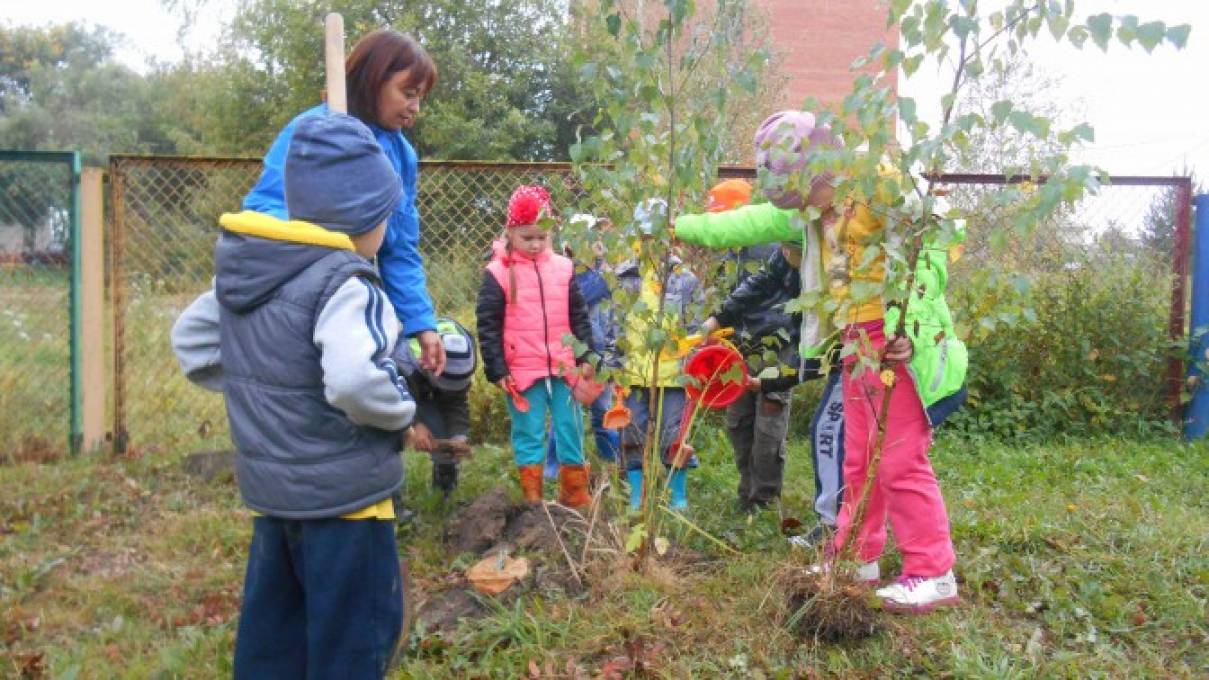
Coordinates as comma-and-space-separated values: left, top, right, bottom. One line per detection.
313, 276, 416, 431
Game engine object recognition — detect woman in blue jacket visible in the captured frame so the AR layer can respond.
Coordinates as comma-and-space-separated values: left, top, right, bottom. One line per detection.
243, 29, 448, 374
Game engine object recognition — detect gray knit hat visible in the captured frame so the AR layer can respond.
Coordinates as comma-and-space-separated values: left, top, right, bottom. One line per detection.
284, 113, 401, 235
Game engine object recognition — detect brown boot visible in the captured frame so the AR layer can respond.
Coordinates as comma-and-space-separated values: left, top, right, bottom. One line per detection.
558, 464, 592, 510
518, 465, 544, 504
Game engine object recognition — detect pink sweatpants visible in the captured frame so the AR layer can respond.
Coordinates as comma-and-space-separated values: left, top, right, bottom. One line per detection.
831, 321, 955, 577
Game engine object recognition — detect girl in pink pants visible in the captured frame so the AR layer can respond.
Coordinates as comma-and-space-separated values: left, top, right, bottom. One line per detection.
832, 322, 959, 612
738, 109, 969, 612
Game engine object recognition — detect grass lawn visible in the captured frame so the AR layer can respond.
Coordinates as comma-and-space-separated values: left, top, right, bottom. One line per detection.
1, 432, 1206, 678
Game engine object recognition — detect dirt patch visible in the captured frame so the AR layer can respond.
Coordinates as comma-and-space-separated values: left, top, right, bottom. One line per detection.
501, 503, 580, 555
77, 547, 146, 580
446, 487, 595, 558
3, 435, 63, 465
181, 450, 236, 483
415, 587, 484, 633
441, 487, 606, 606
658, 543, 715, 569
446, 487, 513, 555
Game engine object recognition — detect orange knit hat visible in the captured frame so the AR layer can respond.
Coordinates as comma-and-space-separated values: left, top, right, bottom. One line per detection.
706, 179, 753, 213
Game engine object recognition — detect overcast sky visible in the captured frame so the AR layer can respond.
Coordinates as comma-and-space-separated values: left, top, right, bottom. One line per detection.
898, 0, 1209, 180
2, 0, 1206, 181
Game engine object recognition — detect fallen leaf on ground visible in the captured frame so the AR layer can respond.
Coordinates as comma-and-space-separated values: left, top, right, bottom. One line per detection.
466, 554, 529, 595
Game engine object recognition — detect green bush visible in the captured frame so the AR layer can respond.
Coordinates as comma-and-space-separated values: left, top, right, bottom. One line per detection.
945, 250, 1178, 441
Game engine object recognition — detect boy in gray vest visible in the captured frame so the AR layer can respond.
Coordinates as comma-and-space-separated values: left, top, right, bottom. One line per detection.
172, 113, 415, 678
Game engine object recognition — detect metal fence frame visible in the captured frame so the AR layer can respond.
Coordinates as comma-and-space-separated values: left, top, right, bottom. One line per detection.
105, 154, 1194, 451
0, 150, 82, 453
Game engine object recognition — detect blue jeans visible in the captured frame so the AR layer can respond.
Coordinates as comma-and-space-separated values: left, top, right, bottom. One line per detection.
234, 516, 402, 679
547, 382, 619, 464
619, 387, 699, 472
508, 378, 584, 467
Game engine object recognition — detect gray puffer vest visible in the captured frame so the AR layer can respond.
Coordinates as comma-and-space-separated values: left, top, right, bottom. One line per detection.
215, 232, 404, 519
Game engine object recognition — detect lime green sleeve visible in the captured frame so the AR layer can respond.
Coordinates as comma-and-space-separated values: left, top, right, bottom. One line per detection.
674, 203, 801, 248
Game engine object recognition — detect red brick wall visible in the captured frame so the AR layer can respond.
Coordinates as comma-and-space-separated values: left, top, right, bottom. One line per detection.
755, 0, 898, 109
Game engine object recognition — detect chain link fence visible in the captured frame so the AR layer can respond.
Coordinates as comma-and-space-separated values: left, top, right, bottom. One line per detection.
108, 156, 727, 452
0, 151, 80, 458
107, 156, 1192, 452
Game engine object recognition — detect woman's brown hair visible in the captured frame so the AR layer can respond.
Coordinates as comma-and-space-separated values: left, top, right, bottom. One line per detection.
345, 29, 438, 125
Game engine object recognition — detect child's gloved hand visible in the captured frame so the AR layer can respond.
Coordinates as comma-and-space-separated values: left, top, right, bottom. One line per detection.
745, 376, 762, 392
579, 362, 596, 381
883, 334, 913, 365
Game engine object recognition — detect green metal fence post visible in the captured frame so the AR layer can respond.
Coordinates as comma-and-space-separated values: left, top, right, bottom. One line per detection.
69, 151, 83, 454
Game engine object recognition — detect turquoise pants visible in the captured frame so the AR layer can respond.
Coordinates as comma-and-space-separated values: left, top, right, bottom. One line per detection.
507, 378, 585, 466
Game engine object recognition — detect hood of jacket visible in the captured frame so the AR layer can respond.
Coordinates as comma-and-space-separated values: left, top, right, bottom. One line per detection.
214, 210, 360, 314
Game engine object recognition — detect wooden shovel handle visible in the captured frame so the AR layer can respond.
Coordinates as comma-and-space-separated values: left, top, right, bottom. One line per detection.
324, 13, 347, 113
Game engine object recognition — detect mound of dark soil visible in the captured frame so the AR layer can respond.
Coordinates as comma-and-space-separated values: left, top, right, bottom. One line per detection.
446, 487, 592, 558
783, 568, 879, 643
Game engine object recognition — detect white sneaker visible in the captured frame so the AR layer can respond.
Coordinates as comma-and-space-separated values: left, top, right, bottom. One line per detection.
876, 570, 960, 613
803, 559, 880, 583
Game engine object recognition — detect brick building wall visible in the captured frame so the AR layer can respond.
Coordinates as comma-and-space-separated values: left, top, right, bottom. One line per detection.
755, 0, 898, 108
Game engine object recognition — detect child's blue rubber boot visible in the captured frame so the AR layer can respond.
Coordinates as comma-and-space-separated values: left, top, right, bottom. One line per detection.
626, 469, 643, 510
669, 468, 688, 510
544, 441, 559, 479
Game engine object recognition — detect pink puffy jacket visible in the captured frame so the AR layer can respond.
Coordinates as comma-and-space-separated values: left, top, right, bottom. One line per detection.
481, 241, 579, 392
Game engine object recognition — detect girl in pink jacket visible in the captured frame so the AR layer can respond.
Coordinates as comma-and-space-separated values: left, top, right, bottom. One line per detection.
476, 186, 598, 509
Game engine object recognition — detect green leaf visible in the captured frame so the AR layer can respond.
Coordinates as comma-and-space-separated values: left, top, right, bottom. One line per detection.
990, 99, 1013, 125
606, 13, 622, 37
1136, 21, 1166, 52
883, 48, 905, 70
1008, 110, 1039, 136
1166, 24, 1191, 49
1046, 14, 1070, 40
890, 0, 912, 22
1069, 122, 1094, 143
625, 523, 646, 553
1086, 13, 1113, 51
950, 16, 978, 40
1067, 25, 1089, 48
898, 96, 917, 124
757, 366, 781, 380
735, 68, 757, 93
1115, 15, 1138, 46
902, 53, 924, 77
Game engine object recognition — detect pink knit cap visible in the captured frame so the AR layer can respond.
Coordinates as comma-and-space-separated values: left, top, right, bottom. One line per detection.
753, 110, 840, 209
